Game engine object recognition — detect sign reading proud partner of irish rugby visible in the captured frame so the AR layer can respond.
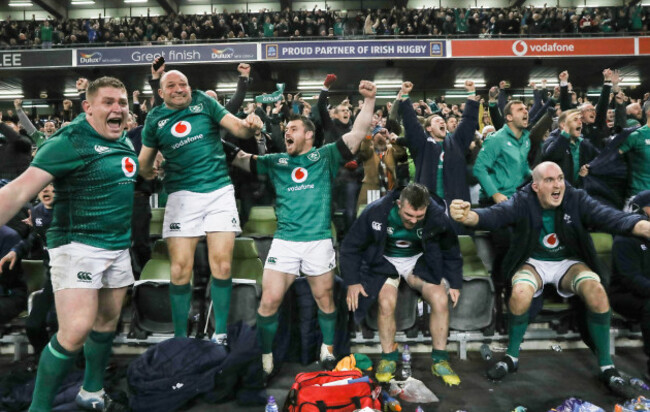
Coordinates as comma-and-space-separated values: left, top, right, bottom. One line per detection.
262, 39, 445, 60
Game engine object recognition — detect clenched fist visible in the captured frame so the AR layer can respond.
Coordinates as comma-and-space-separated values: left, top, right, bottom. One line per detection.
244, 113, 263, 132
450, 199, 472, 224
358, 80, 377, 99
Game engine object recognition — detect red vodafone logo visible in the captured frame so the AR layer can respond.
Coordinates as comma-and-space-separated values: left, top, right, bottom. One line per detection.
512, 40, 528, 56
543, 233, 559, 249
291, 167, 308, 183
122, 157, 136, 177
171, 121, 191, 138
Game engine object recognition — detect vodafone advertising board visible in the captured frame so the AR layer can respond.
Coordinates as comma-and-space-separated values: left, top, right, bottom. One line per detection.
639, 37, 650, 55
451, 38, 635, 58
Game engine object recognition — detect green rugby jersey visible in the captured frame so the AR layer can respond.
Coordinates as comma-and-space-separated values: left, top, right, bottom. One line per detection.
530, 209, 572, 261
256, 142, 345, 242
31, 114, 138, 250
142, 91, 230, 194
619, 125, 650, 197
384, 204, 423, 258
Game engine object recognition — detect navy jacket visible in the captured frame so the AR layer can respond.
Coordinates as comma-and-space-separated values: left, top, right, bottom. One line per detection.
473, 184, 644, 286
610, 234, 650, 298
340, 189, 462, 322
400, 98, 478, 205
583, 126, 640, 209
541, 128, 600, 187
128, 323, 265, 412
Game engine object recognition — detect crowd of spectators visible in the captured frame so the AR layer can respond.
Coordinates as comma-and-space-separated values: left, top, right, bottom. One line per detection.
0, 3, 648, 49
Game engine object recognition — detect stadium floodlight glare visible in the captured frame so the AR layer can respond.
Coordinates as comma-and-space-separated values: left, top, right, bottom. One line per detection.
215, 83, 238, 92
528, 79, 559, 87
454, 79, 486, 88
71, 1, 95, 5
9, 2, 33, 6
297, 81, 324, 91
374, 80, 403, 90
124, 0, 147, 3
0, 94, 25, 99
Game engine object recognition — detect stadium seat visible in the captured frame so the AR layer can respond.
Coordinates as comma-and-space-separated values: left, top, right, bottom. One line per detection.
242, 206, 277, 236
151, 238, 169, 259
590, 232, 613, 272
449, 236, 495, 334
129, 245, 194, 337
204, 278, 261, 335
232, 237, 264, 284
21, 259, 46, 295
150, 207, 165, 238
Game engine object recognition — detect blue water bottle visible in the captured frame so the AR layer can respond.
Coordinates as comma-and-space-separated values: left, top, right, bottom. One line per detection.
265, 395, 279, 412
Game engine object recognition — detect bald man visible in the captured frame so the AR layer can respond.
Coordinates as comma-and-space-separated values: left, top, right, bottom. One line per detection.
451, 161, 650, 398
138, 69, 263, 343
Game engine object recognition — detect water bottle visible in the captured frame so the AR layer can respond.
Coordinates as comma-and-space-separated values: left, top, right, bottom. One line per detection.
479, 343, 492, 361
401, 345, 412, 379
630, 377, 650, 391
265, 395, 279, 412
415, 406, 424, 412
381, 391, 402, 412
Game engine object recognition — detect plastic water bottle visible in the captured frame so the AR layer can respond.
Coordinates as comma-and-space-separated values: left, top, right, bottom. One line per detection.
381, 391, 402, 412
630, 377, 650, 390
402, 345, 412, 379
265, 396, 279, 412
480, 343, 492, 361
415, 406, 424, 412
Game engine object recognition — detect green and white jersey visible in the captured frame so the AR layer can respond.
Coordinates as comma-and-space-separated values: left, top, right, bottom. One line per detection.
619, 125, 650, 197
530, 209, 572, 261
31, 114, 138, 250
256, 143, 345, 242
142, 91, 230, 194
384, 204, 424, 258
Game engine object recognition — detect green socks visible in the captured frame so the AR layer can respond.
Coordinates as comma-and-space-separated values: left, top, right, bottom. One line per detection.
318, 308, 337, 346
587, 309, 613, 367
211, 278, 232, 335
431, 349, 449, 363
256, 312, 279, 354
169, 282, 192, 337
82, 330, 115, 392
381, 349, 400, 362
29, 335, 79, 412
506, 312, 529, 358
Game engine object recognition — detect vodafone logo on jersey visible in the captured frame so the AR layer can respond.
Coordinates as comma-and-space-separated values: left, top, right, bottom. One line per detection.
543, 233, 559, 249
171, 121, 192, 138
291, 167, 308, 183
122, 157, 136, 177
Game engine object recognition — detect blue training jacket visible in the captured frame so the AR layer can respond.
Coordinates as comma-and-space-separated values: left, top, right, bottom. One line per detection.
340, 189, 462, 322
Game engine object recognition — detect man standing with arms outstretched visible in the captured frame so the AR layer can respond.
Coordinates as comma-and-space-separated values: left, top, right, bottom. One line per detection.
450, 161, 650, 398
231, 81, 377, 377
139, 70, 262, 344
0, 77, 136, 411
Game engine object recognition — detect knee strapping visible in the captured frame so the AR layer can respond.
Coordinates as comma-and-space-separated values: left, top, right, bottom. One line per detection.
571, 271, 600, 294
512, 270, 540, 292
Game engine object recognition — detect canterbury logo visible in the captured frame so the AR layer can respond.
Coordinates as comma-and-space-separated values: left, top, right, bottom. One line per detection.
169, 223, 181, 230
77, 271, 92, 282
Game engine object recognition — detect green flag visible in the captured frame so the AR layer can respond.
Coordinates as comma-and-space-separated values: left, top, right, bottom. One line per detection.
255, 83, 285, 104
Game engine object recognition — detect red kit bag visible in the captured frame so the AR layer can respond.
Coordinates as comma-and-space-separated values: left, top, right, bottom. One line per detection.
283, 370, 381, 412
